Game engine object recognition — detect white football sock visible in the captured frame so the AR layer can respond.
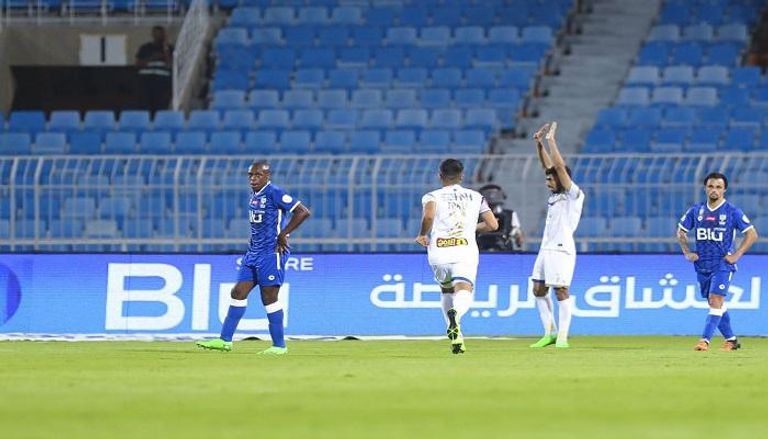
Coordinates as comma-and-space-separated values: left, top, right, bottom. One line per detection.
453, 289, 472, 323
557, 296, 573, 342
440, 293, 454, 325
535, 296, 557, 336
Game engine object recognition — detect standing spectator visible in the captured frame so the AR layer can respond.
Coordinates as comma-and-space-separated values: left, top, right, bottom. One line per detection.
135, 26, 173, 115
477, 183, 525, 251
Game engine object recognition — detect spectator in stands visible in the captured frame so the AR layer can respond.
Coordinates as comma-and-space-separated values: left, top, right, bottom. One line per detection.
135, 26, 173, 115
476, 184, 525, 251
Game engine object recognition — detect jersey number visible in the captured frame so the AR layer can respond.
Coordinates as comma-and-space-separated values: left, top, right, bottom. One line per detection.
249, 211, 263, 223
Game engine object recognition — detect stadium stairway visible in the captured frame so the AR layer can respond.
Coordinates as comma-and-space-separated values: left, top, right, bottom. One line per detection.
501, 0, 662, 155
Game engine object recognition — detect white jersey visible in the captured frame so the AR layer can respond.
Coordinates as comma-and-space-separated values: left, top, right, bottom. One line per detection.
421, 184, 490, 265
540, 182, 585, 255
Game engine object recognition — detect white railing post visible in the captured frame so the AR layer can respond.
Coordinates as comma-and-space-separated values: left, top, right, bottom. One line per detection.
172, 0, 210, 111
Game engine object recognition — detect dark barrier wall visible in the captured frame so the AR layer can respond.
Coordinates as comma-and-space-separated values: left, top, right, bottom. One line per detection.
0, 253, 765, 336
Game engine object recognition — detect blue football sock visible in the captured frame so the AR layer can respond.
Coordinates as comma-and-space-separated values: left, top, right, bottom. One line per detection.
220, 300, 248, 342
266, 306, 286, 348
701, 310, 724, 341
718, 311, 735, 340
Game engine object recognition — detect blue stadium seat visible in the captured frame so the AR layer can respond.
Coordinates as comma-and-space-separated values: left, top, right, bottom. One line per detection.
350, 89, 383, 109
297, 6, 328, 25
153, 111, 185, 133
707, 42, 741, 65
646, 217, 673, 237
210, 131, 243, 154
578, 217, 608, 237
662, 65, 694, 86
8, 111, 46, 134
243, 131, 277, 154
430, 109, 462, 130
48, 111, 81, 134
211, 90, 247, 110
717, 24, 748, 42
334, 218, 369, 238
331, 6, 361, 25
326, 109, 358, 130
628, 108, 662, 127
98, 196, 131, 219
466, 67, 497, 88
327, 69, 359, 89
69, 132, 102, 154
488, 26, 518, 44
384, 89, 417, 109
396, 67, 428, 87
0, 133, 31, 154
662, 107, 695, 126
455, 88, 485, 108
263, 6, 295, 25
721, 127, 756, 151
338, 48, 370, 67
257, 109, 291, 130
317, 90, 349, 109
360, 109, 393, 131
294, 68, 326, 88
398, 8, 427, 26
33, 132, 67, 154
431, 68, 463, 88
454, 26, 486, 45
488, 88, 521, 109
282, 89, 314, 109
696, 65, 729, 86
420, 88, 452, 108
215, 28, 249, 51
254, 69, 291, 89
104, 132, 137, 154
382, 130, 416, 153
62, 196, 96, 218
352, 26, 383, 46
300, 48, 336, 68
49, 219, 84, 238
617, 87, 650, 105
453, 130, 485, 152
686, 127, 721, 152
348, 130, 380, 154
119, 110, 151, 133
292, 109, 323, 131
620, 128, 652, 152
188, 110, 220, 134
697, 107, 730, 128
212, 70, 249, 91
419, 26, 450, 46
637, 42, 671, 66
683, 24, 713, 41
610, 216, 643, 237
140, 132, 172, 154
395, 109, 428, 131
443, 46, 473, 68
718, 86, 750, 107
376, 218, 403, 238
314, 131, 346, 154
283, 26, 315, 46
83, 111, 116, 135
521, 26, 552, 44
626, 66, 660, 86
318, 26, 350, 46
652, 86, 683, 106
595, 108, 628, 129
419, 130, 451, 153
360, 68, 394, 87
584, 129, 615, 153
652, 128, 686, 153
280, 130, 311, 154
222, 110, 256, 134
250, 27, 283, 45
248, 90, 280, 110
730, 107, 761, 128
432, 6, 461, 26
648, 25, 680, 42
386, 27, 417, 45
174, 131, 208, 154
685, 87, 718, 106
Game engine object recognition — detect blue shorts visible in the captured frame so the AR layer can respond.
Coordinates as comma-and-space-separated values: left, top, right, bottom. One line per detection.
237, 252, 286, 287
696, 270, 733, 298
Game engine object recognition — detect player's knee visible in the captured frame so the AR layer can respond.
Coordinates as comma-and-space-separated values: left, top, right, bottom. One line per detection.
554, 287, 569, 301
532, 282, 548, 296
453, 281, 473, 292
230, 285, 250, 300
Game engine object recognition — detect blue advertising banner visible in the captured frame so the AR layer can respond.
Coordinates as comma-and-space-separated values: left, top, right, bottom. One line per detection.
0, 253, 765, 337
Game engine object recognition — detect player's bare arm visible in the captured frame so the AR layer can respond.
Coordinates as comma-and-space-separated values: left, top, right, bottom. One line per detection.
415, 201, 436, 247
545, 122, 573, 191
724, 226, 758, 264
276, 204, 311, 254
676, 227, 699, 262
533, 123, 553, 170
476, 210, 499, 233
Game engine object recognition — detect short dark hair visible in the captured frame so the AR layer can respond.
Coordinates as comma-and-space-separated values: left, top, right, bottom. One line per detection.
703, 172, 728, 189
545, 166, 572, 178
439, 159, 464, 179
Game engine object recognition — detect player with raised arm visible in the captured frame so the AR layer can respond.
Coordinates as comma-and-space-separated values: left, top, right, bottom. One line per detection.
197, 161, 310, 355
415, 159, 498, 354
529, 122, 584, 349
677, 172, 758, 351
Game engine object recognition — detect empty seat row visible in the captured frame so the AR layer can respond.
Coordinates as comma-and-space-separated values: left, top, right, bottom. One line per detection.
625, 65, 762, 87
647, 23, 749, 42
216, 25, 554, 49
637, 41, 745, 66
584, 126, 768, 153
657, 1, 760, 26
0, 129, 489, 155
615, 85, 768, 106
595, 105, 768, 129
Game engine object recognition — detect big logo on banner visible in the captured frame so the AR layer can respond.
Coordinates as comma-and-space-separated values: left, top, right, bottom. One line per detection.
0, 254, 765, 336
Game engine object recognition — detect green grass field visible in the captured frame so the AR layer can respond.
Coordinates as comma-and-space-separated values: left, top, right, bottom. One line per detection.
1, 337, 767, 439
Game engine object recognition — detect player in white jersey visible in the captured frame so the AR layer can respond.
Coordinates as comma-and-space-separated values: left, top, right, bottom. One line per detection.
530, 122, 585, 349
415, 159, 499, 354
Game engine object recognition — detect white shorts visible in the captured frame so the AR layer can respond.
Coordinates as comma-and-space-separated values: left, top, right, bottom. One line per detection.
431, 260, 478, 289
532, 249, 576, 288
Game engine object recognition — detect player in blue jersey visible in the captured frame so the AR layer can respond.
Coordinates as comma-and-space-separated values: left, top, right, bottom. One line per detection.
677, 172, 758, 351
197, 161, 310, 355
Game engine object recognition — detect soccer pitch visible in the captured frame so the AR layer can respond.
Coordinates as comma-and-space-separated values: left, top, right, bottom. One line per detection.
1, 337, 766, 439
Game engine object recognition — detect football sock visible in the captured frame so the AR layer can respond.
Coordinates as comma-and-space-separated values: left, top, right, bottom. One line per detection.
220, 298, 247, 342
557, 296, 573, 342
535, 296, 557, 336
441, 293, 454, 325
702, 307, 724, 341
453, 289, 472, 322
717, 307, 735, 340
265, 302, 286, 348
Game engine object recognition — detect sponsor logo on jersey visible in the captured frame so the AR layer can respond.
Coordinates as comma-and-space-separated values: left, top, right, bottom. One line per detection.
282, 194, 293, 204
436, 237, 469, 248
706, 216, 716, 222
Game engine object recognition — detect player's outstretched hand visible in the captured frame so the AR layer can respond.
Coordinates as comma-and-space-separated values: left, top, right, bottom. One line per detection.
414, 235, 429, 247
684, 252, 699, 262
276, 233, 290, 254
546, 121, 558, 141
533, 123, 550, 142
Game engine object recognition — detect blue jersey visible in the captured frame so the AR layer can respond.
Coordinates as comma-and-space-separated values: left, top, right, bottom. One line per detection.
246, 182, 300, 256
678, 200, 753, 273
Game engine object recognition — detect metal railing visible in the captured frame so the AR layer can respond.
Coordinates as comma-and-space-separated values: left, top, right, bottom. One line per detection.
172, 0, 211, 110
1, 0, 183, 26
1, 153, 767, 253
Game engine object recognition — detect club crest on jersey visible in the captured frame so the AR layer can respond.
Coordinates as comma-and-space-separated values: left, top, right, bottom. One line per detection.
719, 214, 727, 225
260, 196, 267, 208
436, 237, 469, 247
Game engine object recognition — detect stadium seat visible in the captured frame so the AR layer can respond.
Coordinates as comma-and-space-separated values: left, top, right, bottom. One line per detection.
652, 128, 686, 153
119, 110, 152, 133
351, 89, 383, 109
292, 109, 323, 131
649, 25, 680, 41
594, 108, 628, 129
32, 132, 66, 154
314, 131, 346, 154
348, 130, 380, 154
294, 69, 326, 88
222, 110, 256, 134
175, 131, 208, 154
684, 87, 718, 106
662, 107, 695, 126
626, 66, 660, 86
84, 111, 116, 134
430, 109, 462, 130
327, 70, 359, 90
382, 130, 416, 153
326, 109, 358, 130
153, 111, 185, 133
683, 24, 713, 41
419, 130, 451, 153
360, 109, 393, 131
249, 90, 281, 110
386, 27, 417, 45
244, 131, 277, 154
395, 109, 428, 131
69, 132, 102, 154
282, 90, 314, 109
280, 130, 311, 154
696, 66, 729, 86
0, 132, 31, 154
578, 217, 608, 237
662, 66, 694, 86
584, 129, 615, 153
210, 131, 244, 154
257, 110, 291, 130
651, 87, 683, 106
617, 87, 650, 106
722, 127, 756, 151
686, 127, 721, 152
48, 111, 81, 134
8, 111, 46, 134
337, 48, 370, 67
211, 90, 247, 110
488, 26, 518, 44
384, 89, 417, 109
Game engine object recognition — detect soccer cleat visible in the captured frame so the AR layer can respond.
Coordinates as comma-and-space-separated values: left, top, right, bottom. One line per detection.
720, 339, 741, 351
446, 309, 465, 354
196, 338, 232, 352
694, 339, 710, 351
555, 340, 570, 349
529, 334, 557, 348
258, 346, 288, 355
